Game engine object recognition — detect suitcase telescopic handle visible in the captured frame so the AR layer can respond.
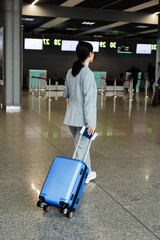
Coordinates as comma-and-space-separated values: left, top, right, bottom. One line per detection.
72, 126, 98, 163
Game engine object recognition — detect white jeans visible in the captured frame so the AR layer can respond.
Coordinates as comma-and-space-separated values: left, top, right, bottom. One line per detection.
69, 126, 91, 173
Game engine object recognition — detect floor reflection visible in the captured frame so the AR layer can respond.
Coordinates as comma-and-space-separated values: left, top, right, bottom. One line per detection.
28, 90, 155, 116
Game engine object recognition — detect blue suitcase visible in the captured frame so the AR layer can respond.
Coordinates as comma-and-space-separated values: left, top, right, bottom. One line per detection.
37, 126, 97, 218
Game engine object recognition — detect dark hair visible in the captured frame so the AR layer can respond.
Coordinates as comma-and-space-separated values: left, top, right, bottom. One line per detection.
72, 41, 93, 77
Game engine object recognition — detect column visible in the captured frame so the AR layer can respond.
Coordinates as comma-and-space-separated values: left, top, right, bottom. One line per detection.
4, 0, 22, 111
0, 0, 4, 108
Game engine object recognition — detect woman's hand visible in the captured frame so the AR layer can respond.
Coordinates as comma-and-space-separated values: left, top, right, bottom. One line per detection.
87, 126, 96, 136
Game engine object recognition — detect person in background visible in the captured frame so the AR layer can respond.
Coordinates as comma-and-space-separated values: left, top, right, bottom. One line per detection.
147, 62, 155, 92
128, 65, 140, 92
63, 41, 97, 184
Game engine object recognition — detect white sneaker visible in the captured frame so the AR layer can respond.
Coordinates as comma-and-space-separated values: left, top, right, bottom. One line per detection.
85, 171, 97, 184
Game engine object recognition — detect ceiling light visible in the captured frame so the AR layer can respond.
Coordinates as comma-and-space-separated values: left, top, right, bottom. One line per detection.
22, 18, 34, 21
136, 25, 149, 29
82, 22, 95, 25
66, 28, 77, 31
154, 11, 160, 15
94, 35, 102, 38
31, 0, 40, 5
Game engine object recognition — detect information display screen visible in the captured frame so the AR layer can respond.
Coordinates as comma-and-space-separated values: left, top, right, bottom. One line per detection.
86, 41, 99, 52
61, 40, 78, 51
136, 44, 152, 54
61, 40, 99, 52
117, 46, 132, 54
24, 38, 43, 50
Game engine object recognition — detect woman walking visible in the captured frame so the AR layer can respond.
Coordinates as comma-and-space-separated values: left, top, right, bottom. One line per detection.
63, 41, 97, 184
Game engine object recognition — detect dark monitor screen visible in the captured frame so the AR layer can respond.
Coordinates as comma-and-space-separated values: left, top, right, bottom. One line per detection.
117, 46, 132, 54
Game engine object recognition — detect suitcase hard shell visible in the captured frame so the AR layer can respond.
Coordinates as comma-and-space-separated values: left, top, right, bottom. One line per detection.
39, 156, 89, 211
37, 126, 97, 218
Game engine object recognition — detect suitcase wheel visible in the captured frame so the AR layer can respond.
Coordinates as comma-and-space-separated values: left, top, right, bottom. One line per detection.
37, 200, 44, 208
62, 208, 68, 215
67, 211, 73, 218
40, 202, 44, 208
43, 205, 50, 212
37, 200, 40, 208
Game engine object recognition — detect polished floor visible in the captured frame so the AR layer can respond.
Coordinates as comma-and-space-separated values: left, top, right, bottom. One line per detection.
1, 90, 160, 240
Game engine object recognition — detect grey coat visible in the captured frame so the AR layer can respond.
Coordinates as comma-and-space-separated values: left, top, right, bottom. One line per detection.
63, 64, 97, 127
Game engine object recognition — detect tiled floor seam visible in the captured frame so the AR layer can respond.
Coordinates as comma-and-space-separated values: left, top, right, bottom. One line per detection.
95, 182, 160, 240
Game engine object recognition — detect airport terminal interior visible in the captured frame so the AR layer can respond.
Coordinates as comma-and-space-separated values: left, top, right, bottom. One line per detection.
1, 0, 160, 240
1, 90, 160, 240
